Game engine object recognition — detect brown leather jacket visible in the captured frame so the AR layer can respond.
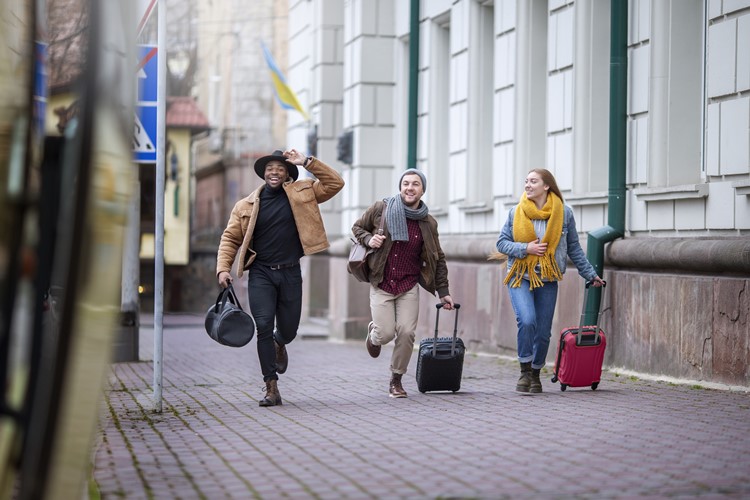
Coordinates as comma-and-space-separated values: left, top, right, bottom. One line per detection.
216, 157, 344, 278
351, 200, 450, 298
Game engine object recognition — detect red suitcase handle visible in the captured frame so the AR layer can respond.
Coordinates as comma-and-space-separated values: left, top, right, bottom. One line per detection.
578, 281, 607, 346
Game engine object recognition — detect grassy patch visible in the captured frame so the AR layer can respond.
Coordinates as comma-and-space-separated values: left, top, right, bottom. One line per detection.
88, 469, 102, 499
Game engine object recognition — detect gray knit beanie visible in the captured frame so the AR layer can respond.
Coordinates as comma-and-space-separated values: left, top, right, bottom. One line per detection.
399, 168, 426, 193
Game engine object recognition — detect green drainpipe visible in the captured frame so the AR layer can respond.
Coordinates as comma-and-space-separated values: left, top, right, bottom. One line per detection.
407, 0, 420, 169
584, 0, 627, 324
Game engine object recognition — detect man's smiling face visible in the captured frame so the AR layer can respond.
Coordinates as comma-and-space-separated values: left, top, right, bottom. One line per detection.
400, 173, 424, 209
264, 160, 289, 188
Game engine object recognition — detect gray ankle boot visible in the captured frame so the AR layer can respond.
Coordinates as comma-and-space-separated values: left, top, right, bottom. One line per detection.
516, 362, 532, 393
530, 368, 543, 393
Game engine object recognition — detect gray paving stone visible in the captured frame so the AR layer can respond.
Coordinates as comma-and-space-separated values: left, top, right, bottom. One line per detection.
91, 314, 750, 499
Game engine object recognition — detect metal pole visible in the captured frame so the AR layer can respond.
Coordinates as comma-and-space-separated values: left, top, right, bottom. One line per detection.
153, 0, 166, 413
607, 0, 628, 234
407, 0, 419, 169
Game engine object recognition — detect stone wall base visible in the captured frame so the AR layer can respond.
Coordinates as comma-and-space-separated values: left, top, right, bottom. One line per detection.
318, 250, 749, 388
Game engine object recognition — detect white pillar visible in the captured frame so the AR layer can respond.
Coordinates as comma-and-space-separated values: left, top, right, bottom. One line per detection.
573, 0, 593, 192
648, 0, 669, 187
513, 0, 547, 195
573, 0, 610, 193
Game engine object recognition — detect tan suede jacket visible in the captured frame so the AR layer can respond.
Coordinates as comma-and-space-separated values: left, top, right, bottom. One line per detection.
351, 200, 450, 298
216, 157, 344, 278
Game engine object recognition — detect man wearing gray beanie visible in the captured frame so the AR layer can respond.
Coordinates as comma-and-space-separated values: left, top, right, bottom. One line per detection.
401, 168, 426, 192
351, 168, 455, 398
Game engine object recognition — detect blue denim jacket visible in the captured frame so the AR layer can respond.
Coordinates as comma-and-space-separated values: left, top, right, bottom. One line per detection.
496, 204, 597, 282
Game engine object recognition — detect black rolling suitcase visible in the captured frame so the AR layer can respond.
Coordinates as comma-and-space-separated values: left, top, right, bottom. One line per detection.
416, 303, 464, 393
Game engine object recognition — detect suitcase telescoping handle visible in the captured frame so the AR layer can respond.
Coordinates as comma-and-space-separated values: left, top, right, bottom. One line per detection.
577, 280, 607, 346
433, 303, 461, 356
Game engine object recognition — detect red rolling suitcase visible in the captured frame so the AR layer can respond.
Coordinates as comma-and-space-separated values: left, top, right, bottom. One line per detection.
416, 303, 464, 393
551, 281, 607, 391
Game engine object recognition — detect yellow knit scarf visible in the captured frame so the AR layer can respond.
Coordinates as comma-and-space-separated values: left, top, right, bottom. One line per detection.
503, 192, 564, 289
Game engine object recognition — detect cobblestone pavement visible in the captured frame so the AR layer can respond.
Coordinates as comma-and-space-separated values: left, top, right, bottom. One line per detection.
92, 314, 750, 499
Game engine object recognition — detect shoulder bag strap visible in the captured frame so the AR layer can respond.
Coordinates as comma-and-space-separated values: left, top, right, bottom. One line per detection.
377, 202, 387, 235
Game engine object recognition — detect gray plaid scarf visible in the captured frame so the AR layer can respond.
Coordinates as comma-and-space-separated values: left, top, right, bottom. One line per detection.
383, 195, 430, 242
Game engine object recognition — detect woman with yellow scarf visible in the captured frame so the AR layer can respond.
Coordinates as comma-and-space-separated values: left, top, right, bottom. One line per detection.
496, 169, 604, 393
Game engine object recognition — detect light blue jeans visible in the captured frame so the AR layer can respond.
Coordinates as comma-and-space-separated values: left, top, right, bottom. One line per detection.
507, 279, 559, 369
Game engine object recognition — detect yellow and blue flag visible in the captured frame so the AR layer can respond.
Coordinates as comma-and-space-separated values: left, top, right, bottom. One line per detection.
261, 41, 309, 120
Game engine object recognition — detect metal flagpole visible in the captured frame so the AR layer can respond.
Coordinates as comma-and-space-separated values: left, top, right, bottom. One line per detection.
153, 0, 166, 413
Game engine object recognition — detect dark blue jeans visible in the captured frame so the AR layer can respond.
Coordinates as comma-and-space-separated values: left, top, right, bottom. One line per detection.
247, 263, 302, 381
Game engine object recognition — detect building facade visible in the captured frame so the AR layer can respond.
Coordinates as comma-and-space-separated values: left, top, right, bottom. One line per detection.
183, 0, 295, 311
284, 0, 750, 387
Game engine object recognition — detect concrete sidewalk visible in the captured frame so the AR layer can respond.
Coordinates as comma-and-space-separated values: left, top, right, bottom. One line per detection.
92, 314, 750, 499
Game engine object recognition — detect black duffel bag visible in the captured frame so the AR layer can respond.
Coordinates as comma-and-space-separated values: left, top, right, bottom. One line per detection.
204, 284, 255, 347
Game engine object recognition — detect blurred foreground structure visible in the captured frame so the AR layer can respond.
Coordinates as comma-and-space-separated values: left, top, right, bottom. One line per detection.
1, 0, 136, 497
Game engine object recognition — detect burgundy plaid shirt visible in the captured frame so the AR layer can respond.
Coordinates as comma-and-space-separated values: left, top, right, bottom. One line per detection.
379, 219, 422, 295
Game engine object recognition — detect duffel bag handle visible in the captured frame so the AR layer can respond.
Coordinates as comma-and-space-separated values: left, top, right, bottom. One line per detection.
215, 284, 245, 314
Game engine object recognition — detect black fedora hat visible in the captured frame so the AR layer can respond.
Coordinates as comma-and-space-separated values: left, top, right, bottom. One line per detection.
253, 150, 299, 181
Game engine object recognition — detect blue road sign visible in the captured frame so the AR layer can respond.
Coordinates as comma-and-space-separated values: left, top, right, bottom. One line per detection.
134, 44, 158, 163
34, 41, 48, 139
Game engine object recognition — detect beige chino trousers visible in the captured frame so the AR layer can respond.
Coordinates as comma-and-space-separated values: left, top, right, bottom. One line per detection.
368, 284, 420, 374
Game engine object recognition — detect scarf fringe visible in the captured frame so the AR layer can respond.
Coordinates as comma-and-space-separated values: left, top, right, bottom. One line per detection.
503, 253, 563, 290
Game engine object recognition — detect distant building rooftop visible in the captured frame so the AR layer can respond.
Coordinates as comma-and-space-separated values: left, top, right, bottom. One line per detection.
167, 96, 210, 133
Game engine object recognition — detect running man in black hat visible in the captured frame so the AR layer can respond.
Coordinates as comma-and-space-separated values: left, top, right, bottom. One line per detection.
217, 148, 344, 406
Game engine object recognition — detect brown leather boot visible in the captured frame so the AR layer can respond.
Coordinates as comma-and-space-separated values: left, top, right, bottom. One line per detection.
259, 379, 282, 406
365, 321, 381, 358
274, 339, 288, 374
389, 373, 407, 398
516, 362, 532, 393
530, 368, 543, 393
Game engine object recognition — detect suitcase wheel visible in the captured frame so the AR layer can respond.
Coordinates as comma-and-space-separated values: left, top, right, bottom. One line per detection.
591, 382, 599, 390
551, 375, 558, 383
560, 384, 567, 392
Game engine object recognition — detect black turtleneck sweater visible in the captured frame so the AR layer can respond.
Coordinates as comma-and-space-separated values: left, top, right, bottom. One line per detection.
252, 184, 304, 265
